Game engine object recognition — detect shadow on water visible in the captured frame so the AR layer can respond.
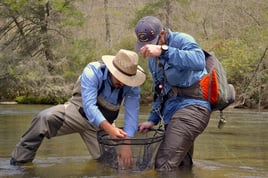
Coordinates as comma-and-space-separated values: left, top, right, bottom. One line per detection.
0, 104, 268, 178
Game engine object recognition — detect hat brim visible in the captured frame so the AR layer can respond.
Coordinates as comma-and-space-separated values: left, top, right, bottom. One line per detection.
102, 55, 146, 87
135, 35, 159, 51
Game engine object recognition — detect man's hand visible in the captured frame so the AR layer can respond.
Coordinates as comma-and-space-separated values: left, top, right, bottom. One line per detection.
138, 121, 154, 134
140, 44, 161, 58
117, 143, 133, 169
100, 120, 127, 139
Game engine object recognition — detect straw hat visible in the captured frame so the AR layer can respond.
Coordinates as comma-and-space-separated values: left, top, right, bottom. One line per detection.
102, 49, 146, 87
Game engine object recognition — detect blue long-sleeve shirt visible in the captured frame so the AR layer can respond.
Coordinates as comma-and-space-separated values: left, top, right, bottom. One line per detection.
80, 62, 141, 137
147, 30, 211, 125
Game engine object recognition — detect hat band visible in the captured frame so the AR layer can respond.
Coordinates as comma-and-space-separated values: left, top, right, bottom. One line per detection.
113, 60, 136, 76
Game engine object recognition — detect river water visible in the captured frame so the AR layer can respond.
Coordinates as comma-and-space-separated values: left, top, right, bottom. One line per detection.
0, 104, 267, 178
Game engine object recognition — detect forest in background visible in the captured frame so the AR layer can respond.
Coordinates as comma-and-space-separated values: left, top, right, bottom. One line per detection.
0, 0, 267, 110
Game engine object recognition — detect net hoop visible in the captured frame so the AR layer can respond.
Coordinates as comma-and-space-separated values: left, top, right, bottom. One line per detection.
97, 128, 164, 146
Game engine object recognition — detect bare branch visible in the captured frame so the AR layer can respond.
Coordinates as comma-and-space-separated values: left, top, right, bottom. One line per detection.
243, 46, 268, 93
237, 6, 261, 26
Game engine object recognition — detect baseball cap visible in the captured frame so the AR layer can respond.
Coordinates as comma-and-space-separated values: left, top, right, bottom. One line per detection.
135, 16, 163, 51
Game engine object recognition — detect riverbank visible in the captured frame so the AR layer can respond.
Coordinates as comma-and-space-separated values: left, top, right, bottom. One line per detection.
0, 101, 18, 105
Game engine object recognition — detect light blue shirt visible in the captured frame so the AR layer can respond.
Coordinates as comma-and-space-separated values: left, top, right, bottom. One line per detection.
80, 62, 141, 137
147, 30, 211, 125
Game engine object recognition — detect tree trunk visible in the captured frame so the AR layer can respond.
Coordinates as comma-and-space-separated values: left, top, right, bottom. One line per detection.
104, 0, 111, 49
165, 0, 171, 28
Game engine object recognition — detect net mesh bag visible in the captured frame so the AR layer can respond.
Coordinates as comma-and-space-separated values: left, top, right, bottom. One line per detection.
97, 128, 164, 171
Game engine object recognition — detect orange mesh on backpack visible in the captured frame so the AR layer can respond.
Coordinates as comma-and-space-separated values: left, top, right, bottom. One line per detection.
199, 69, 219, 104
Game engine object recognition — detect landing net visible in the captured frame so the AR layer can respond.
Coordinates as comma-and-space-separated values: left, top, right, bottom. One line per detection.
97, 128, 164, 171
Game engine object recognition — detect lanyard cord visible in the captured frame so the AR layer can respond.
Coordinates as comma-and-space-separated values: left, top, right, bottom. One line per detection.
152, 57, 167, 128
156, 57, 167, 97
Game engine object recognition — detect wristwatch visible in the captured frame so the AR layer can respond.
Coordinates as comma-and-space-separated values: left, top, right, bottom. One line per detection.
161, 45, 169, 55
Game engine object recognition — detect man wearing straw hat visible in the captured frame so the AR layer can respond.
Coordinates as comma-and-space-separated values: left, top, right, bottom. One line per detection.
10, 49, 146, 168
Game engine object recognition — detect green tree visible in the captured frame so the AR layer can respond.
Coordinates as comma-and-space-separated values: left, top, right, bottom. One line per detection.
0, 0, 88, 103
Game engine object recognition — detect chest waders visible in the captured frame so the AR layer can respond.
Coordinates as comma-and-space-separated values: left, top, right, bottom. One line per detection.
78, 79, 124, 124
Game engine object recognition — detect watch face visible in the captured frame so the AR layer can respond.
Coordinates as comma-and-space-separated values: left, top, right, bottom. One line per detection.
162, 45, 168, 50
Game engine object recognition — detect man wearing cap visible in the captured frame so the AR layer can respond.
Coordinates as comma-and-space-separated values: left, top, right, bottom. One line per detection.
135, 16, 211, 171
10, 49, 146, 168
